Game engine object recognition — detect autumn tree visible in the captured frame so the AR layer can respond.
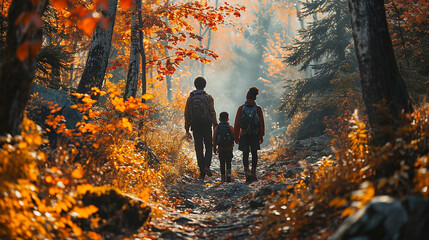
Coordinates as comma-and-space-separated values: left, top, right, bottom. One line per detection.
122, 0, 243, 102
77, 0, 119, 96
0, 0, 47, 136
385, 0, 429, 101
348, 0, 412, 130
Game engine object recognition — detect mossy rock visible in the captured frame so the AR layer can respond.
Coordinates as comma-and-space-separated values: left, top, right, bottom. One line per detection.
77, 186, 151, 234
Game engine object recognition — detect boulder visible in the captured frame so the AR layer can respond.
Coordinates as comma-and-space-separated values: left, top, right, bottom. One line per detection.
28, 83, 81, 130
77, 187, 151, 234
330, 195, 429, 240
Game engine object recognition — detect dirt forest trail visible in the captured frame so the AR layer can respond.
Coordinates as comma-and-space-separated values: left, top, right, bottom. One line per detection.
144, 148, 299, 239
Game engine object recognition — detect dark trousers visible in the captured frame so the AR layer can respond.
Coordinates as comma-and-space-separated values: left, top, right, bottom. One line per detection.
192, 125, 212, 174
240, 135, 259, 170
243, 149, 258, 170
218, 150, 233, 177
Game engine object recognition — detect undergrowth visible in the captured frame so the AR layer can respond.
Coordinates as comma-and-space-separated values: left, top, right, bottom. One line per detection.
0, 87, 195, 239
262, 102, 429, 239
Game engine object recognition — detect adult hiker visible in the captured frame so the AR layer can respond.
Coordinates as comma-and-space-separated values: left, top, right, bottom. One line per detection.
185, 76, 217, 180
234, 87, 265, 182
213, 112, 235, 182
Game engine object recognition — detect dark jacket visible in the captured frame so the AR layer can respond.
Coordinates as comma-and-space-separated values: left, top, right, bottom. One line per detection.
233, 99, 265, 141
213, 122, 235, 151
184, 90, 217, 132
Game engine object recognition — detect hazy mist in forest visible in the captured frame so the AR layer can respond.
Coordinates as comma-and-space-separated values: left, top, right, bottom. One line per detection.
195, 0, 301, 136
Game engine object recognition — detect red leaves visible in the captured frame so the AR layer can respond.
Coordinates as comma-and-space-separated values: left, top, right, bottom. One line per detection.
120, 0, 133, 9
16, 42, 30, 61
77, 15, 100, 35
18, 40, 42, 62
95, 0, 109, 12
15, 11, 43, 28
50, 0, 68, 11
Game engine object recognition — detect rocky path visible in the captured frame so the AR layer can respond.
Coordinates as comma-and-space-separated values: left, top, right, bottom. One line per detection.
138, 149, 300, 240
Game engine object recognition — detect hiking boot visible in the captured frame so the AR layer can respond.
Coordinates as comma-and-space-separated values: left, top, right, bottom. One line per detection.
199, 171, 205, 181
245, 168, 252, 183
205, 167, 213, 177
226, 170, 232, 183
251, 168, 257, 181
226, 176, 232, 183
221, 174, 226, 182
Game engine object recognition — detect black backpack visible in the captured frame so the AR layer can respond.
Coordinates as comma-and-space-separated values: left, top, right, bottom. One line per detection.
216, 122, 234, 147
190, 91, 211, 127
239, 104, 260, 136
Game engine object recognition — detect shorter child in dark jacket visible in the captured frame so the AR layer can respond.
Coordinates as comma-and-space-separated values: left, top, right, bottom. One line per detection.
213, 112, 235, 182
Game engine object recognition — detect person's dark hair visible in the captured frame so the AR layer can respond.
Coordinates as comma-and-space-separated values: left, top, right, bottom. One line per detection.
246, 87, 259, 100
219, 112, 229, 122
194, 76, 207, 90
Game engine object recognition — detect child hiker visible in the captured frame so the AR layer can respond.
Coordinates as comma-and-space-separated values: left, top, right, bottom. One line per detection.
234, 87, 265, 182
213, 112, 235, 182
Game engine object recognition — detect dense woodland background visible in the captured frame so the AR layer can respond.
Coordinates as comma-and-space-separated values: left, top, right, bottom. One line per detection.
0, 0, 428, 239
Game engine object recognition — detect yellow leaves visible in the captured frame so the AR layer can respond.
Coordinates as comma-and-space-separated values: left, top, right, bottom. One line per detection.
87, 231, 103, 240
18, 141, 28, 149
45, 175, 53, 183
341, 207, 356, 217
121, 118, 133, 132
77, 184, 94, 194
72, 223, 82, 236
329, 197, 347, 208
71, 205, 98, 218
71, 168, 85, 179
351, 181, 375, 209
138, 188, 151, 203
288, 200, 298, 209
142, 93, 154, 100
111, 97, 126, 112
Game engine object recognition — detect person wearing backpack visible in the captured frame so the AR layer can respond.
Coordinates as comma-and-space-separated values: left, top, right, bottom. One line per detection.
184, 76, 217, 181
213, 112, 235, 183
234, 87, 265, 182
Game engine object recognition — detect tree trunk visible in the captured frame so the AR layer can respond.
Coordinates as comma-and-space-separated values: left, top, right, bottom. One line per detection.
163, 0, 172, 103
0, 0, 46, 136
77, 0, 118, 96
139, 2, 147, 102
124, 1, 140, 100
348, 0, 412, 129
165, 59, 173, 102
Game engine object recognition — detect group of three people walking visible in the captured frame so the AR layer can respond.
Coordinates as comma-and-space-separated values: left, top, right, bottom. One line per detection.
184, 76, 265, 182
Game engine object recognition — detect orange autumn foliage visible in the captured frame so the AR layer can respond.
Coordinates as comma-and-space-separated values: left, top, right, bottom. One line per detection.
262, 102, 429, 239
